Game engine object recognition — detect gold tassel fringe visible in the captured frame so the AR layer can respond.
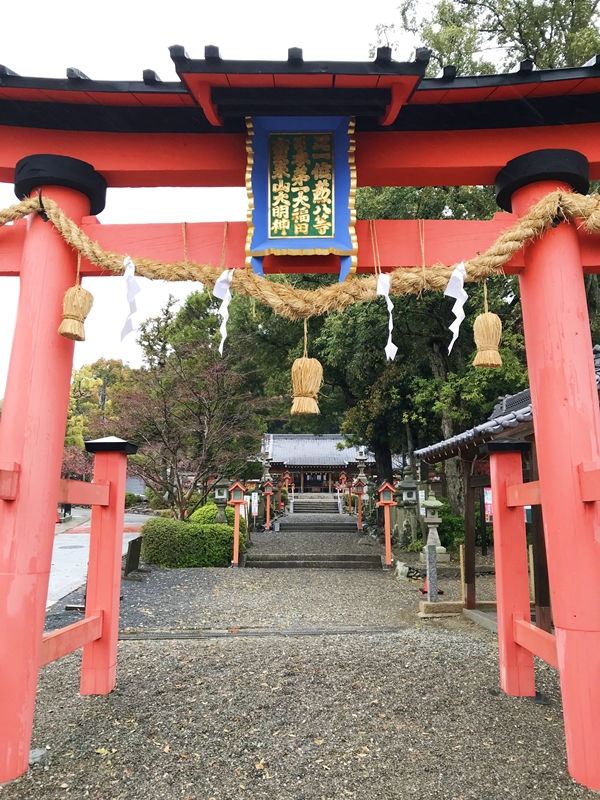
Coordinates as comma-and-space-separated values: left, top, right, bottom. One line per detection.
473, 311, 502, 367
58, 284, 94, 341
291, 318, 323, 414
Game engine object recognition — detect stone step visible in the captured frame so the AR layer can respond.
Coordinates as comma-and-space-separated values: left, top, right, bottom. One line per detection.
278, 525, 358, 533
245, 553, 382, 570
291, 507, 339, 514
248, 553, 380, 563
291, 504, 338, 508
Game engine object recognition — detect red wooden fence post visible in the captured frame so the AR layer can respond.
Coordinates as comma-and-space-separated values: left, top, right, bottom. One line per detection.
80, 438, 137, 696
0, 156, 105, 783
487, 442, 535, 697
497, 150, 600, 789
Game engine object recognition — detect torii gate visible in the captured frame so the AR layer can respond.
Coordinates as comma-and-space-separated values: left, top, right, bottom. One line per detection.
3, 45, 600, 789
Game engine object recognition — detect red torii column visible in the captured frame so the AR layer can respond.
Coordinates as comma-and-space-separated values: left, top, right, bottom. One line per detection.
495, 150, 600, 790
0, 155, 106, 782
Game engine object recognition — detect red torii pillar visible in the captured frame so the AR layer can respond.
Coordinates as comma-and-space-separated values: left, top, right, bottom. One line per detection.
496, 150, 600, 790
0, 156, 106, 782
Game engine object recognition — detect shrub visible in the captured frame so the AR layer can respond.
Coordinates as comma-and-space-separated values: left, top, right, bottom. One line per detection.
145, 486, 168, 510
124, 491, 138, 508
189, 502, 247, 535
140, 518, 245, 568
438, 497, 465, 550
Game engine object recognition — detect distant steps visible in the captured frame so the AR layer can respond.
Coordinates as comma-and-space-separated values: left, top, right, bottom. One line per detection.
292, 499, 339, 514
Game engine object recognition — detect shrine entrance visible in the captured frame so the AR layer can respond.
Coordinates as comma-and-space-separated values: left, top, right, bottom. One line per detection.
4, 44, 600, 791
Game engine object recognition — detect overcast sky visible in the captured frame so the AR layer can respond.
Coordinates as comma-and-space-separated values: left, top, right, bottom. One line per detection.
0, 1, 417, 395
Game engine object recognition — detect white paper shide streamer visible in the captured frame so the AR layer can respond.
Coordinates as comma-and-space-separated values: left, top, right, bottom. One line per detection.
376, 273, 398, 361
444, 261, 468, 354
120, 256, 142, 341
213, 269, 235, 354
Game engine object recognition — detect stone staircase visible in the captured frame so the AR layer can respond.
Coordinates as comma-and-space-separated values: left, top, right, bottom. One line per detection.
246, 510, 382, 571
291, 495, 339, 514
245, 553, 382, 570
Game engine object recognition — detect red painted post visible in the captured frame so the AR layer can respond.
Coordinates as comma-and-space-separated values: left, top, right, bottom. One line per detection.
499, 150, 600, 789
80, 438, 136, 696
357, 495, 363, 531
265, 496, 271, 531
0, 156, 105, 782
383, 505, 392, 567
232, 503, 241, 566
488, 446, 535, 697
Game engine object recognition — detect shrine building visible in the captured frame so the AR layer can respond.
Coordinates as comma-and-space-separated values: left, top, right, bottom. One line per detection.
263, 433, 378, 493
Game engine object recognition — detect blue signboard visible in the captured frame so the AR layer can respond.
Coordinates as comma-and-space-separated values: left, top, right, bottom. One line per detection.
246, 116, 357, 281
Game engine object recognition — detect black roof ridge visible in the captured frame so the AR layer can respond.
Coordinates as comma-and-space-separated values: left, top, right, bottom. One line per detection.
169, 44, 429, 77
418, 61, 600, 90
0, 74, 187, 94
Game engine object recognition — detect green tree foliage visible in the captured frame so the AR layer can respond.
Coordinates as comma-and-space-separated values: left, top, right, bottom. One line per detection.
111, 294, 266, 520
356, 0, 600, 508
378, 0, 600, 74
62, 359, 130, 479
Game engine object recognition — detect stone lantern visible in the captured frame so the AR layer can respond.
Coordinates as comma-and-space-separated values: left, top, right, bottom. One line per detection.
399, 466, 418, 506
356, 446, 368, 482
262, 457, 272, 483
399, 465, 421, 543
213, 476, 230, 524
420, 490, 449, 563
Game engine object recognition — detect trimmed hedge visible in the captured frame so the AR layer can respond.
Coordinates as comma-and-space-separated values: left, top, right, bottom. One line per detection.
189, 502, 247, 535
124, 491, 138, 508
140, 517, 245, 568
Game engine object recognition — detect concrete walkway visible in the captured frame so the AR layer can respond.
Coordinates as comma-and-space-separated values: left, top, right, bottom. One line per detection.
47, 507, 154, 609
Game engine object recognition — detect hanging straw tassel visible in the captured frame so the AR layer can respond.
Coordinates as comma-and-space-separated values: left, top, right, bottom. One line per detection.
473, 280, 502, 368
291, 318, 323, 414
58, 253, 94, 341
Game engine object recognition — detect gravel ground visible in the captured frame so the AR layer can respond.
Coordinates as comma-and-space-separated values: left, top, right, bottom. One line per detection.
252, 513, 383, 557
437, 575, 498, 603
1, 626, 593, 800
24, 528, 584, 799
251, 533, 377, 555
46, 568, 414, 634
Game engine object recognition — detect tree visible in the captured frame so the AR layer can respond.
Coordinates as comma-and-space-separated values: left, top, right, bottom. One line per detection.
111, 294, 266, 520
61, 359, 130, 478
379, 0, 600, 74
357, 0, 600, 509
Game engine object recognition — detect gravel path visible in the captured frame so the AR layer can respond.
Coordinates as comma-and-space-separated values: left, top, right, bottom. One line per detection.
1, 626, 593, 800
24, 535, 588, 799
252, 513, 385, 557
46, 568, 414, 634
